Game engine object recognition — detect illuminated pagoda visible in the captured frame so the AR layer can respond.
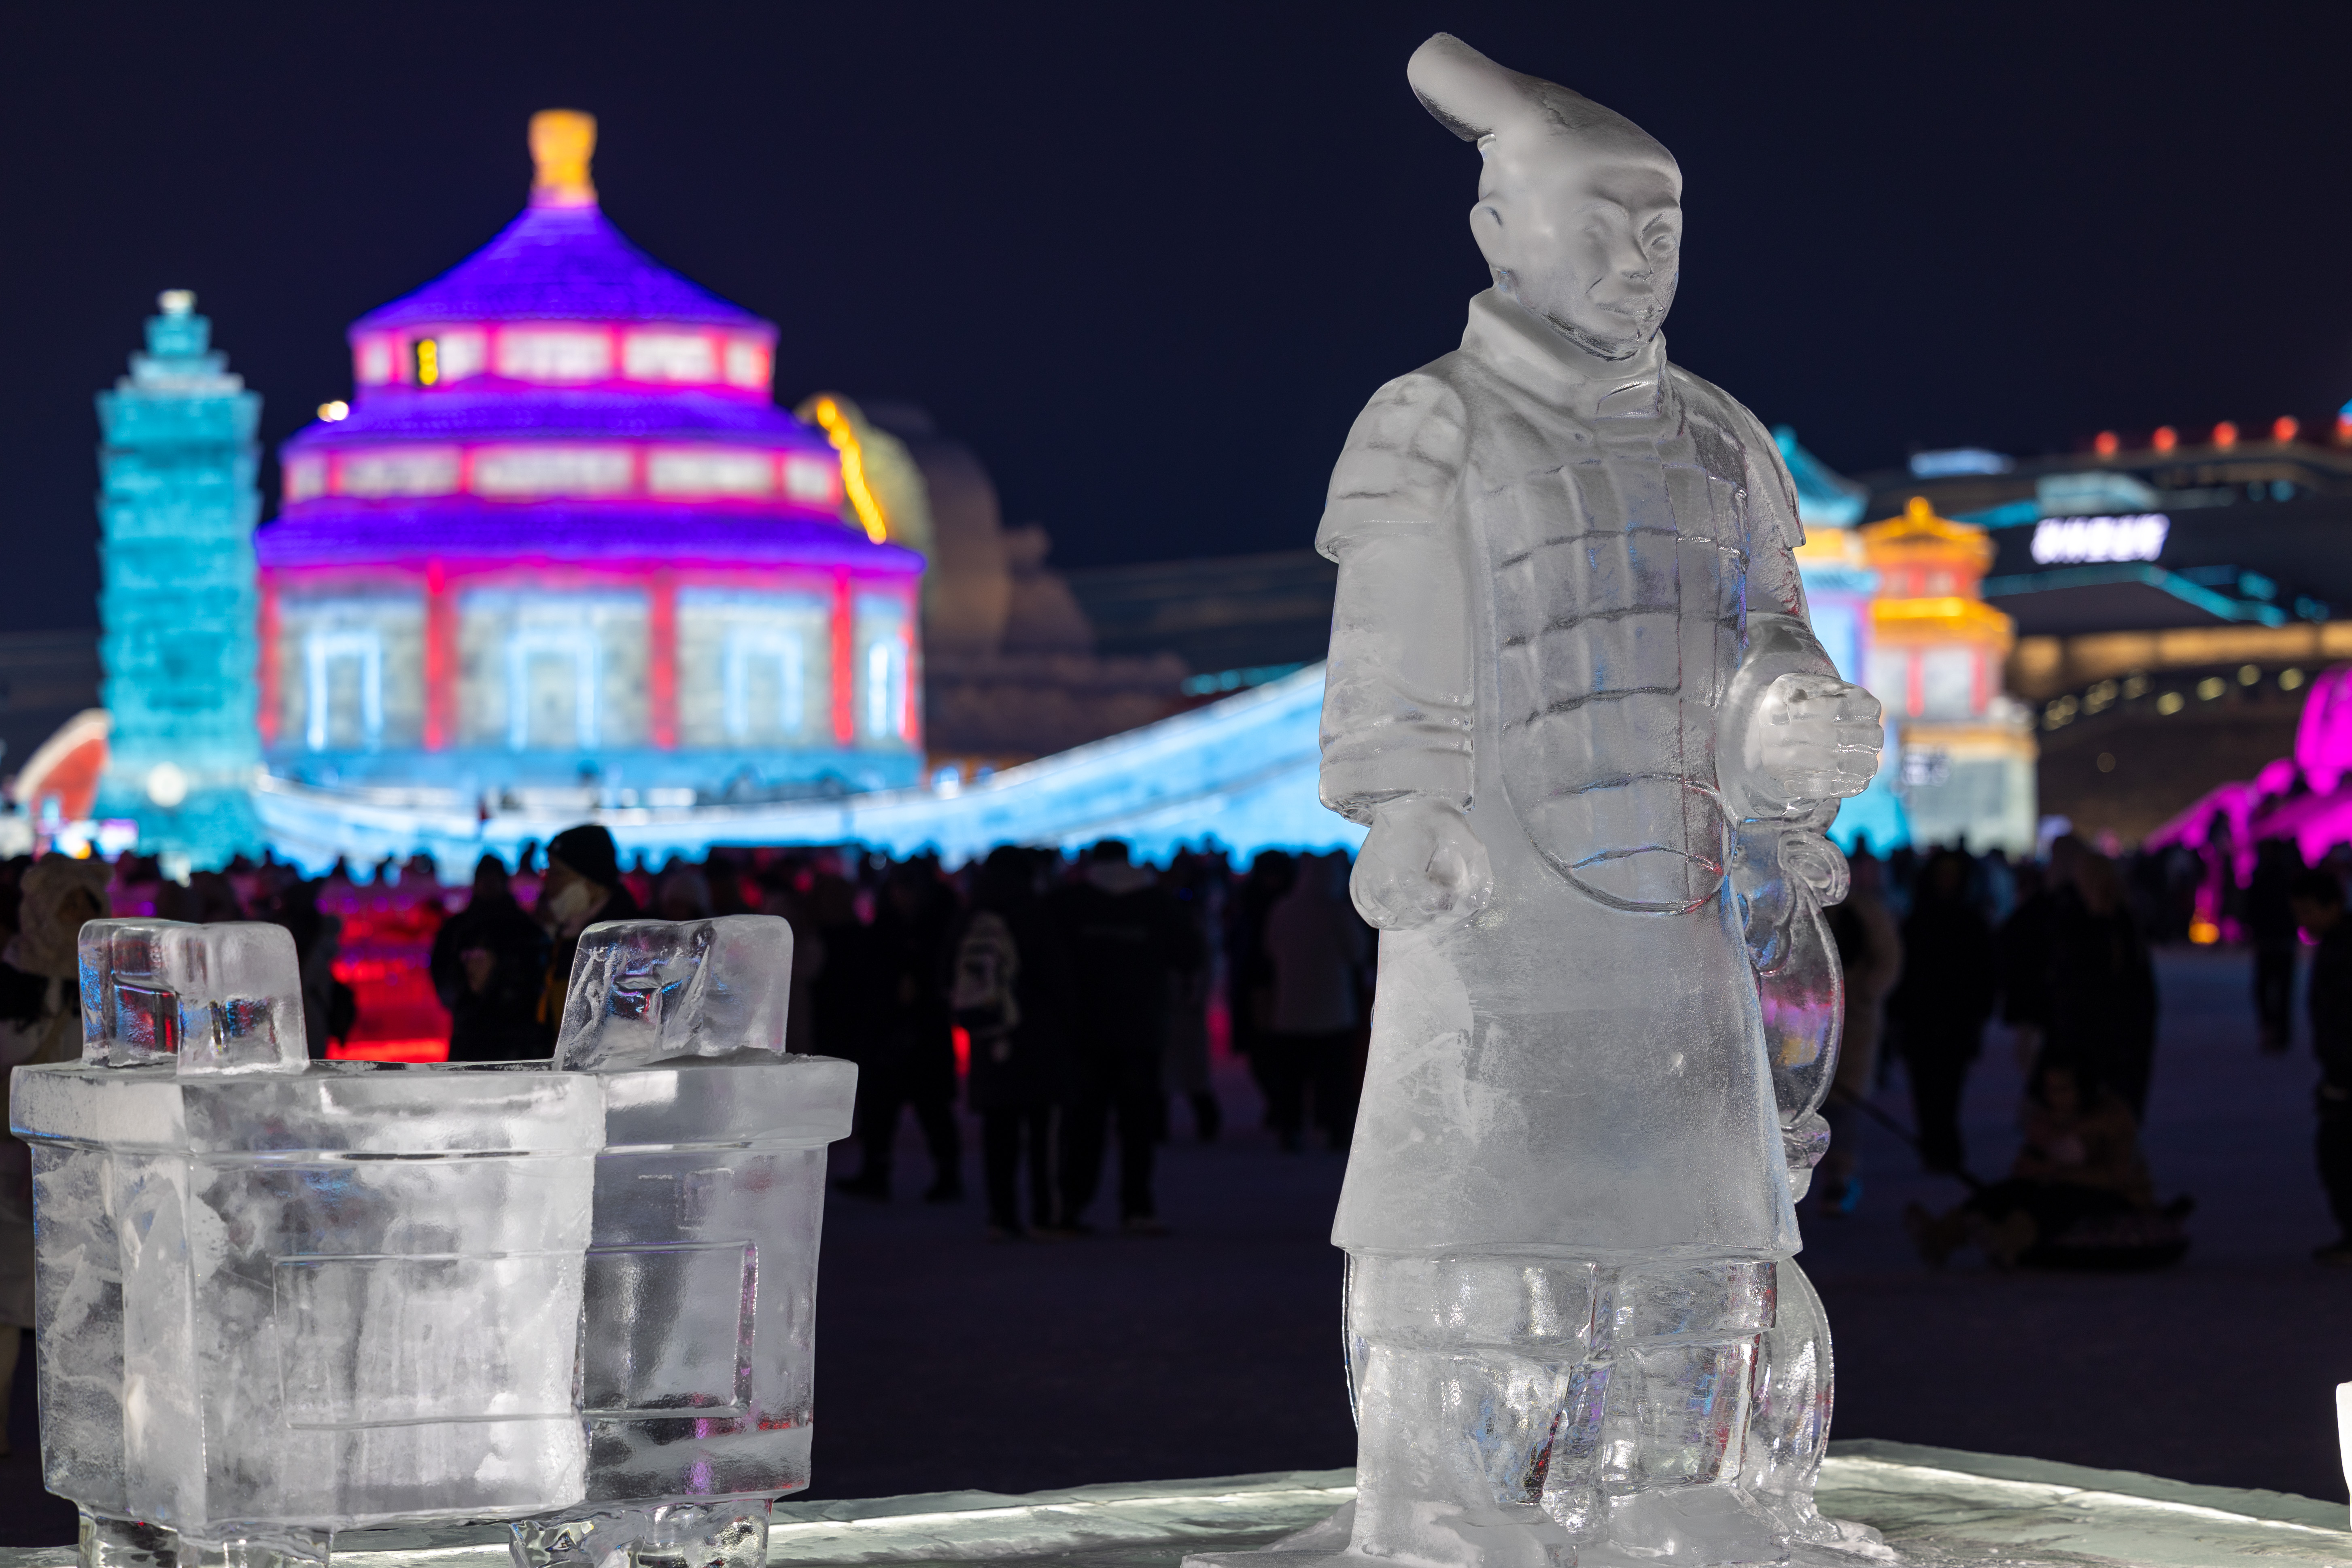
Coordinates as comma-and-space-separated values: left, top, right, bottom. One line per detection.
1860, 497, 2036, 851
91, 291, 269, 874
1779, 428, 1910, 852
256, 111, 923, 812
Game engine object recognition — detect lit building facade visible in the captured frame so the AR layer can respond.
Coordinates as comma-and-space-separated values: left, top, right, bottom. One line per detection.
1860, 498, 2036, 851
91, 292, 268, 873
254, 112, 923, 811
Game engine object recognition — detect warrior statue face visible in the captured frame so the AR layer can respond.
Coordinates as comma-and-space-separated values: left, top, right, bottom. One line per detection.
1470, 150, 1681, 360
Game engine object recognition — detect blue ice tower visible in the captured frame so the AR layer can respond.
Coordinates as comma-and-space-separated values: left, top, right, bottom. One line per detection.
92, 291, 267, 874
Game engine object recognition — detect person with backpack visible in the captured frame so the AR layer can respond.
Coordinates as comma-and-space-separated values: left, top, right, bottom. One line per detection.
956, 848, 1073, 1239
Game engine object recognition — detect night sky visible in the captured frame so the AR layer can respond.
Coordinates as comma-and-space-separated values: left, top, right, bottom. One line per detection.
7, 2, 2352, 632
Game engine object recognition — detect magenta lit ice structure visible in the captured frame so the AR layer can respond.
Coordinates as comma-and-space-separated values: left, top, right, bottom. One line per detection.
256, 111, 923, 809
12, 912, 852, 1568
2148, 666, 2352, 932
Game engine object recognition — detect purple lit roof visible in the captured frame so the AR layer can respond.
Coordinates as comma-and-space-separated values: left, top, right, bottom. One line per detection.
284, 389, 831, 452
352, 204, 764, 332
257, 502, 921, 574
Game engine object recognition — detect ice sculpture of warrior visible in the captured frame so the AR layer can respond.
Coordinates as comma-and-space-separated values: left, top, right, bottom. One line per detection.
1314, 35, 1883, 1568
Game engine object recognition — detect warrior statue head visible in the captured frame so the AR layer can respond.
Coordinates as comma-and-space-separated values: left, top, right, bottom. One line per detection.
1408, 34, 1682, 361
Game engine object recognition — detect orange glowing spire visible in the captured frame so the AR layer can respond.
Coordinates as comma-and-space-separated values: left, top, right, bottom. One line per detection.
529, 110, 598, 208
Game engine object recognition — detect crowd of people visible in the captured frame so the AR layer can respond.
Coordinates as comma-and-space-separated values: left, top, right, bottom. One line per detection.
1826, 832, 2351, 1268
0, 823, 2347, 1271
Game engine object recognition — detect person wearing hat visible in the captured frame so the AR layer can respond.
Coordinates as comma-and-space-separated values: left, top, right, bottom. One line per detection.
535, 823, 639, 1051
1295, 35, 1884, 1568
432, 853, 552, 1062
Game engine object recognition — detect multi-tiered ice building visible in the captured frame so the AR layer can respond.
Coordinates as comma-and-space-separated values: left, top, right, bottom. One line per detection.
255, 112, 923, 813
90, 292, 269, 874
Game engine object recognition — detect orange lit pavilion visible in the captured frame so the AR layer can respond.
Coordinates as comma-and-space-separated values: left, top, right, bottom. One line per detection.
1860, 497, 2038, 850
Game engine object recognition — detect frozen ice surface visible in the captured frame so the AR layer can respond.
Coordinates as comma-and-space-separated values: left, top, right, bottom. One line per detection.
524, 917, 854, 1568
1288, 32, 1885, 1568
556, 916, 792, 1071
77, 919, 305, 1072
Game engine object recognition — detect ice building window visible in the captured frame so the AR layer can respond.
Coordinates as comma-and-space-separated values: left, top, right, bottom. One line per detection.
472, 444, 634, 498
675, 590, 828, 748
1920, 647, 1976, 720
782, 455, 838, 504
434, 329, 487, 383
854, 591, 913, 743
646, 448, 774, 498
1866, 648, 1911, 715
623, 331, 717, 383
283, 455, 328, 503
354, 335, 394, 385
723, 338, 771, 389
864, 640, 898, 738
337, 446, 462, 498
457, 588, 650, 751
271, 594, 426, 754
304, 629, 384, 751
496, 327, 612, 382
724, 628, 806, 741
506, 626, 601, 749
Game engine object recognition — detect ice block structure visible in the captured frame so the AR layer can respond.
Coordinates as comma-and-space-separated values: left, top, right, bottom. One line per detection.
513, 915, 856, 1568
14, 920, 603, 1568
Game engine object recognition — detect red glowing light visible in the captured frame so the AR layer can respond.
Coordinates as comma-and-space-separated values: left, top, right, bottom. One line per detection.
2152, 425, 2178, 452
2093, 430, 2119, 456
2213, 421, 2239, 449
2275, 416, 2300, 443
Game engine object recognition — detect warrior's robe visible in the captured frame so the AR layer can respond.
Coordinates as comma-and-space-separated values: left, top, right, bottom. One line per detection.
1320, 289, 1840, 1259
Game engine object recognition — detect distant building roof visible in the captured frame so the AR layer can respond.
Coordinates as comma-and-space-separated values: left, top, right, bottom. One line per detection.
1772, 426, 1866, 528
352, 202, 762, 332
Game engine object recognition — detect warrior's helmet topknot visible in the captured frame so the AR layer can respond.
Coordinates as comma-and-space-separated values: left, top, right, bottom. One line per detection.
1406, 34, 1680, 201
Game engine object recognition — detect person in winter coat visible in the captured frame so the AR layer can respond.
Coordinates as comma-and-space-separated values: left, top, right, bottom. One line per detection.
1886, 849, 1999, 1175
837, 861, 962, 1203
1049, 841, 1202, 1232
2045, 851, 2161, 1120
0, 854, 111, 1451
1258, 852, 1372, 1151
956, 848, 1073, 1238
2289, 868, 2352, 1264
535, 824, 640, 1053
2246, 837, 2306, 1054
429, 855, 550, 1062
1816, 848, 1902, 1211
1225, 851, 1297, 1120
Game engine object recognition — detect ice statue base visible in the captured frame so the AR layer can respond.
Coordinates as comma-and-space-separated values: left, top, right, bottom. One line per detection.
6, 1445, 2346, 1568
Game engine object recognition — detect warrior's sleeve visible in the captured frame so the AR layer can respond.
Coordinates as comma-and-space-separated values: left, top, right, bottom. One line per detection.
1314, 372, 1474, 823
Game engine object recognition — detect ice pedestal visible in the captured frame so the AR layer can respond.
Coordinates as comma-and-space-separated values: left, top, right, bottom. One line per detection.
516, 918, 855, 1568
13, 915, 853, 1568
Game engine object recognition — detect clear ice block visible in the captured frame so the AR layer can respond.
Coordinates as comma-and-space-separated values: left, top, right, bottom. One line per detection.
78, 918, 306, 1072
18, 920, 603, 1566
519, 917, 855, 1568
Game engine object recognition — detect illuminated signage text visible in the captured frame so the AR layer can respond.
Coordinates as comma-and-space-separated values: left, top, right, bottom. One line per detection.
2030, 513, 2169, 565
